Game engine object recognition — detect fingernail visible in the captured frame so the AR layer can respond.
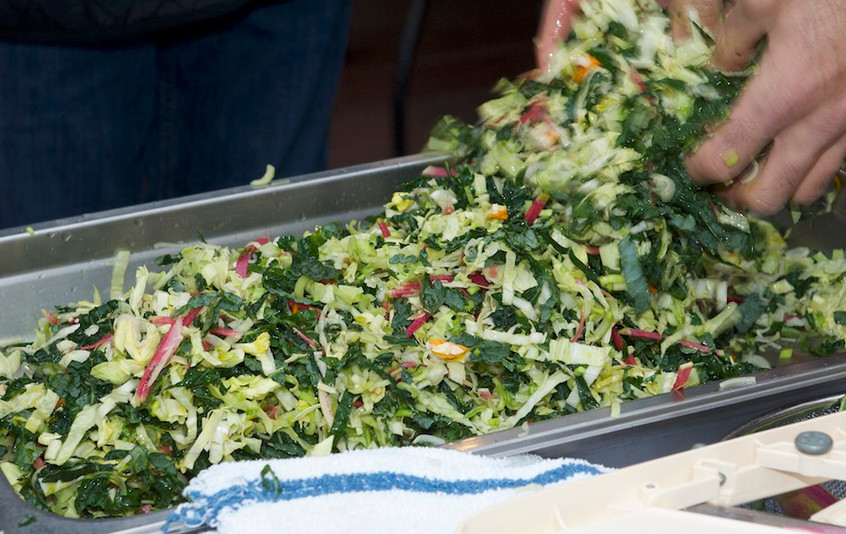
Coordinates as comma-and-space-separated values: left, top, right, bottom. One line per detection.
738, 160, 759, 185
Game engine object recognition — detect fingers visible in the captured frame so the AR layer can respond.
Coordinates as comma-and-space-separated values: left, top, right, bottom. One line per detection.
791, 135, 846, 205
710, 0, 770, 72
685, 64, 793, 186
680, 0, 846, 212
686, 31, 828, 185
716, 110, 846, 215
536, 0, 582, 70
685, 1, 772, 178
664, 0, 724, 40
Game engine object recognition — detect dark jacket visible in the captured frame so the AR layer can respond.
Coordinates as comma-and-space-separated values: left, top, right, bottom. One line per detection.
0, 0, 254, 42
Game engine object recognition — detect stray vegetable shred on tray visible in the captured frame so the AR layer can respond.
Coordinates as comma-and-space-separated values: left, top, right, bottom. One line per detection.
3, 0, 846, 518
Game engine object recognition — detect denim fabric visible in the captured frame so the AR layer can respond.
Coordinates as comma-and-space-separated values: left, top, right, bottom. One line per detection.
0, 0, 351, 229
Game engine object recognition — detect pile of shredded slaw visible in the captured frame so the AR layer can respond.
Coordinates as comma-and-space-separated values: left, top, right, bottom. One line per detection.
3, 0, 846, 518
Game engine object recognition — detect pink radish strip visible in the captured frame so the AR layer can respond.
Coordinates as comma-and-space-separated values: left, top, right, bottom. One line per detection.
318, 389, 335, 425
421, 166, 458, 178
287, 300, 321, 317
672, 364, 693, 391
42, 310, 59, 325
523, 196, 548, 226
611, 328, 624, 351
378, 221, 391, 238
468, 272, 490, 288
234, 237, 269, 278
518, 102, 547, 123
389, 280, 423, 298
292, 327, 319, 350
679, 340, 711, 353
630, 70, 648, 92
618, 328, 663, 341
262, 403, 279, 420
80, 333, 113, 351
570, 311, 586, 343
181, 307, 203, 327
484, 264, 500, 280
236, 246, 256, 278
152, 307, 202, 327
210, 327, 241, 338
479, 388, 495, 401
136, 320, 184, 402
405, 312, 432, 338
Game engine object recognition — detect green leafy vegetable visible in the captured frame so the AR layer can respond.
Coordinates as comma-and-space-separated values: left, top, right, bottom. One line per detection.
3, 0, 845, 520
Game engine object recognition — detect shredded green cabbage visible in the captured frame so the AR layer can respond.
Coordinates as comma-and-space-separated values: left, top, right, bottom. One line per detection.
2, 0, 845, 519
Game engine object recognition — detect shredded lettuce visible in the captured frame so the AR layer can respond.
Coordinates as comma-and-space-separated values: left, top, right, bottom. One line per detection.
2, 0, 845, 519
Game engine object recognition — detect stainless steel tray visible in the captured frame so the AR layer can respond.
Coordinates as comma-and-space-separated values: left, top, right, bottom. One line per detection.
2, 154, 846, 534
0, 154, 446, 340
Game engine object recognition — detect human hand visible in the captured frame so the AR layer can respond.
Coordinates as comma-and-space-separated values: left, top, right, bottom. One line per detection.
661, 0, 722, 39
535, 0, 581, 71
535, 0, 684, 71
537, 1, 846, 214
681, 0, 846, 214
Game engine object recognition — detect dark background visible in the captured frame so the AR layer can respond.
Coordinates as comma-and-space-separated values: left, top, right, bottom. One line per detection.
328, 0, 543, 168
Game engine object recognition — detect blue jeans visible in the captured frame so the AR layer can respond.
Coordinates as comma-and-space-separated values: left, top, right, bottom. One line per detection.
0, 0, 351, 229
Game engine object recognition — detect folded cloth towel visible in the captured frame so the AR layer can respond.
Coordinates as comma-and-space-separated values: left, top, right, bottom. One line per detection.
165, 447, 605, 534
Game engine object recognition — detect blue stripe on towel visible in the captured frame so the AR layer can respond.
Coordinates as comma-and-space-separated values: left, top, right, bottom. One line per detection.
166, 461, 602, 531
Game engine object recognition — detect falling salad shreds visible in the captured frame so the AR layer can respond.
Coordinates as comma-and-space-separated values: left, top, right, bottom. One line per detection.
3, 0, 846, 519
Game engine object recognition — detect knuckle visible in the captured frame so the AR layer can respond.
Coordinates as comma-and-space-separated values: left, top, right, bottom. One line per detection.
686, 150, 740, 184
686, 132, 761, 185
745, 192, 784, 216
762, 83, 802, 126
792, 182, 829, 206
793, 167, 839, 205
740, 0, 771, 18
743, 168, 803, 215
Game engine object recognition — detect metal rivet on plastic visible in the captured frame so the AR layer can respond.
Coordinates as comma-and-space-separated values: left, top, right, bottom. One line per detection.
795, 431, 833, 455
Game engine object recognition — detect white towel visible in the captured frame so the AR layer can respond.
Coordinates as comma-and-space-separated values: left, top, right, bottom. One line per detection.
166, 447, 605, 534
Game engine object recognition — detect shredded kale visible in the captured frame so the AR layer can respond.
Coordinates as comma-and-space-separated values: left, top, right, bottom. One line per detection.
618, 236, 651, 314
6, 0, 844, 521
